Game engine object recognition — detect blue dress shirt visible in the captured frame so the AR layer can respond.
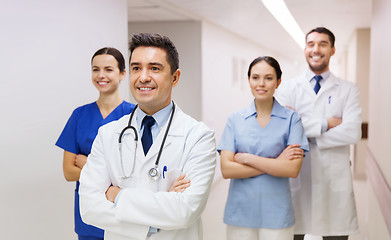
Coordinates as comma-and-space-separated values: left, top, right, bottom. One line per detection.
136, 102, 173, 141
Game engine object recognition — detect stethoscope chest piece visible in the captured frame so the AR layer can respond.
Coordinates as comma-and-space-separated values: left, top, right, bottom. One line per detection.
148, 166, 161, 180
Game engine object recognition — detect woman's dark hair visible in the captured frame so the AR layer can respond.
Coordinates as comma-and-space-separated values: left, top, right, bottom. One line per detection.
91, 47, 126, 73
129, 33, 179, 74
247, 56, 282, 80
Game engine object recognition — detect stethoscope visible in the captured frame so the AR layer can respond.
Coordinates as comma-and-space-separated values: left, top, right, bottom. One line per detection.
118, 102, 175, 180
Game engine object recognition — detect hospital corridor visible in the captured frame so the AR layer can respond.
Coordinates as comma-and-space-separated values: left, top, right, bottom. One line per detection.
1, 0, 390, 239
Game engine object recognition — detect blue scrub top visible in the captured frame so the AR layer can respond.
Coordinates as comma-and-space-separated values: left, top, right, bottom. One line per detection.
56, 101, 134, 237
218, 99, 309, 229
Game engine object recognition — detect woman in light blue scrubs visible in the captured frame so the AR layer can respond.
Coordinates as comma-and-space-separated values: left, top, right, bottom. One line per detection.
218, 56, 309, 240
56, 47, 135, 240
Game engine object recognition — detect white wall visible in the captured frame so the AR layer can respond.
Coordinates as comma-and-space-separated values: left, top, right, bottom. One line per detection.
355, 29, 370, 125
369, 0, 391, 184
0, 1, 129, 239
367, 0, 391, 238
343, 28, 370, 240
368, 186, 391, 240
346, 29, 370, 180
128, 21, 202, 120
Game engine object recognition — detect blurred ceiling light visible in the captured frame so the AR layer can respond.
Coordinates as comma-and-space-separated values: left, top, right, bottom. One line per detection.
261, 0, 305, 49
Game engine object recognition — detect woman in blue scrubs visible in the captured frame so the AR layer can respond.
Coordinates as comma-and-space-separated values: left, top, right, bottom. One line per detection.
56, 47, 135, 240
218, 56, 309, 240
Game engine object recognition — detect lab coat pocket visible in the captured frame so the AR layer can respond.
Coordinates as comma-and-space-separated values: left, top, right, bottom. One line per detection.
158, 168, 181, 192
325, 96, 343, 118
330, 147, 352, 192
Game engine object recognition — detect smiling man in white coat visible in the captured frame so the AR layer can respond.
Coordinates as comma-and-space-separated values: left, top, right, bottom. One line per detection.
79, 33, 216, 240
275, 27, 362, 240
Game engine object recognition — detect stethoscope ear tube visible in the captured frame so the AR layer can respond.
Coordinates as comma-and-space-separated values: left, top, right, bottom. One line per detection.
119, 106, 139, 143
118, 105, 139, 179
119, 126, 138, 143
117, 102, 176, 180
154, 102, 175, 167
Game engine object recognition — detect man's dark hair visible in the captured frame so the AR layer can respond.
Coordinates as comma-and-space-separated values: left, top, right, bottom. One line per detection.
306, 27, 336, 47
129, 33, 179, 74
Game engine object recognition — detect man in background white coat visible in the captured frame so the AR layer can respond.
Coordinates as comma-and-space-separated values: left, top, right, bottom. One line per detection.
276, 27, 362, 240
79, 33, 216, 240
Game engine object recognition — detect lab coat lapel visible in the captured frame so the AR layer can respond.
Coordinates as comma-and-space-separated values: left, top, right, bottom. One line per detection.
298, 72, 339, 98
141, 105, 185, 164
143, 120, 171, 162
317, 73, 339, 95
298, 73, 317, 97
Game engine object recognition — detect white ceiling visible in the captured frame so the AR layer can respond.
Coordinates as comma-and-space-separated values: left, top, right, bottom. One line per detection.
127, 0, 372, 60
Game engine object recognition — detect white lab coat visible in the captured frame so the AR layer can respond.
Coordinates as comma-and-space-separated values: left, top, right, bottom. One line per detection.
79, 104, 216, 240
275, 71, 361, 236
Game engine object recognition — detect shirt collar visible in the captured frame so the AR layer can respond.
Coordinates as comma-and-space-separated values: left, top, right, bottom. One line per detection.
243, 99, 288, 120
136, 102, 173, 130
305, 69, 331, 82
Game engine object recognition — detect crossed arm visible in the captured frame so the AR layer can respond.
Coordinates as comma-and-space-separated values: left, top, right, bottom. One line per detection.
106, 174, 191, 203
62, 151, 190, 196
62, 151, 87, 181
80, 125, 216, 236
62, 149, 190, 198
285, 105, 342, 132
220, 144, 304, 179
287, 103, 360, 149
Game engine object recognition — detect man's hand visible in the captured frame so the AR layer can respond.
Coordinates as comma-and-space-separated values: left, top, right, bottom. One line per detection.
169, 174, 191, 192
75, 154, 87, 169
327, 117, 342, 130
106, 186, 122, 203
276, 144, 303, 161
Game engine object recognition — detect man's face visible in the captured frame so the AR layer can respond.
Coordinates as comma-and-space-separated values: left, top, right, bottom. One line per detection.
130, 46, 180, 115
304, 32, 335, 74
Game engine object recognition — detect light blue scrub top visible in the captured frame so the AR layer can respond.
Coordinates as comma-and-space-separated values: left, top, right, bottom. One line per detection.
218, 99, 309, 229
56, 101, 134, 237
